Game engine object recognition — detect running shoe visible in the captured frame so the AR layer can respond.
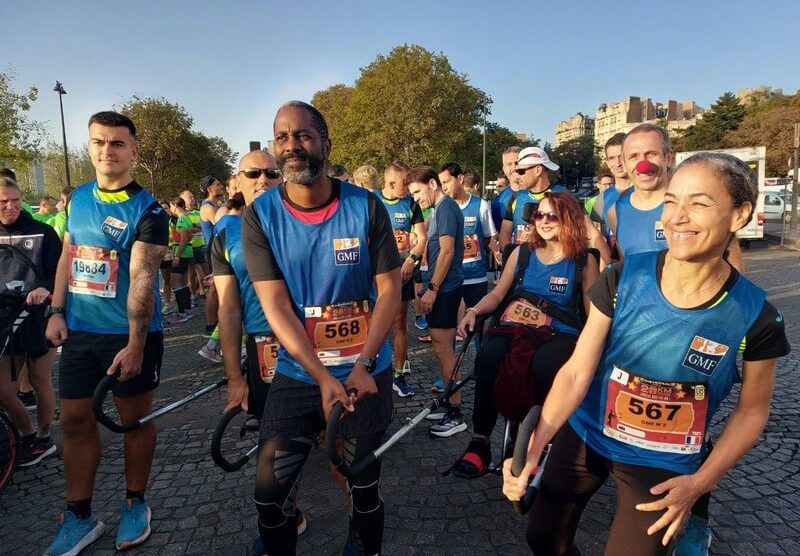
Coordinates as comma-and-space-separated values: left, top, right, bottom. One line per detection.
197, 345, 222, 364
392, 375, 415, 397
430, 378, 445, 394
418, 331, 431, 342
414, 315, 428, 330
191, 296, 200, 308
425, 401, 449, 420
672, 515, 712, 556
161, 303, 176, 316
429, 406, 467, 438
202, 324, 217, 338
116, 498, 152, 550
44, 511, 105, 556
18, 435, 57, 467
165, 312, 190, 325
17, 390, 36, 410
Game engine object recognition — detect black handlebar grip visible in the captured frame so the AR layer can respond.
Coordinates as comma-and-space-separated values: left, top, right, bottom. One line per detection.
211, 406, 251, 472
92, 371, 140, 434
511, 405, 542, 515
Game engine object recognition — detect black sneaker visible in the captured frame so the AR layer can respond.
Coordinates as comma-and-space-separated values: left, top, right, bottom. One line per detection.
17, 390, 36, 410
18, 435, 57, 467
202, 324, 217, 338
450, 437, 492, 479
429, 406, 467, 438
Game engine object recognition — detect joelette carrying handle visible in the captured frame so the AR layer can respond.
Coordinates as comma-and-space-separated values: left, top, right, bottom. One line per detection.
210, 406, 260, 472
93, 371, 227, 434
510, 405, 549, 515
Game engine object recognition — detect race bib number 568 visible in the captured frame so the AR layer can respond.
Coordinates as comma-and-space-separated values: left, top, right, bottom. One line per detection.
304, 300, 371, 366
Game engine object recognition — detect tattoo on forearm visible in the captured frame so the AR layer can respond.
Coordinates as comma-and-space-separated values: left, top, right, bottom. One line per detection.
128, 242, 168, 338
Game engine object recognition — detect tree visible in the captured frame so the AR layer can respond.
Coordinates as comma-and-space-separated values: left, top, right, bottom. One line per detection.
724, 93, 800, 176
0, 68, 45, 166
448, 122, 539, 180
673, 92, 745, 152
549, 136, 598, 188
311, 44, 487, 171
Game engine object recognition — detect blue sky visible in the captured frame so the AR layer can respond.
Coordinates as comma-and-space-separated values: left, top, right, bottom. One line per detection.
5, 0, 799, 163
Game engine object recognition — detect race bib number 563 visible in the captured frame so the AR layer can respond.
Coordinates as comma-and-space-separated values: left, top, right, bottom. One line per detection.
304, 300, 371, 366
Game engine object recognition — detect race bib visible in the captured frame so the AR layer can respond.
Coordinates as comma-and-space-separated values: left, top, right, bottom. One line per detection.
514, 224, 532, 244
394, 230, 411, 255
500, 298, 553, 328
304, 300, 371, 366
253, 335, 279, 383
68, 244, 119, 298
463, 234, 482, 263
603, 367, 708, 454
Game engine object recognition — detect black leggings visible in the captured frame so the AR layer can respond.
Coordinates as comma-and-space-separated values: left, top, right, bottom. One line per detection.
472, 332, 577, 437
254, 431, 385, 556
527, 424, 679, 556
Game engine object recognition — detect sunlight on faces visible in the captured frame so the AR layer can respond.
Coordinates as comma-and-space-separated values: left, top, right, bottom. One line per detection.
533, 198, 561, 242
605, 144, 627, 181
384, 169, 408, 198
519, 164, 544, 191
273, 106, 329, 186
438, 170, 462, 198
663, 163, 751, 263
623, 130, 672, 191
88, 123, 138, 180
237, 150, 281, 204
0, 185, 21, 225
502, 151, 518, 183
408, 180, 436, 210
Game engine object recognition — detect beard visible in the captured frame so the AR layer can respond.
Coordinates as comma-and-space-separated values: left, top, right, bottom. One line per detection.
277, 151, 326, 186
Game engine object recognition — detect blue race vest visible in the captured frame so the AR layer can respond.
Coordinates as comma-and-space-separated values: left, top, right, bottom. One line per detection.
378, 193, 414, 258
615, 190, 667, 257
214, 213, 234, 237
514, 251, 580, 335
569, 251, 766, 474
66, 181, 163, 334
460, 195, 487, 284
601, 186, 623, 224
222, 215, 271, 336
509, 185, 567, 244
200, 199, 216, 246
252, 182, 391, 384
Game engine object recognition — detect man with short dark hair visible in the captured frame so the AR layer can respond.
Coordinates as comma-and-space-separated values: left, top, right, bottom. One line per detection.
330, 163, 351, 184
408, 166, 466, 437
242, 101, 400, 555
591, 132, 631, 230
45, 110, 169, 555
491, 147, 521, 234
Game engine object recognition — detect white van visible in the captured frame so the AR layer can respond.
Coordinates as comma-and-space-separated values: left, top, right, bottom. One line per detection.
675, 146, 766, 243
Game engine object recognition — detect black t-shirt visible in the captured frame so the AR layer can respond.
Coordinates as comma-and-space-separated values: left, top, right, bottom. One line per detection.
85, 181, 169, 246
0, 210, 62, 291
242, 179, 401, 281
589, 252, 790, 362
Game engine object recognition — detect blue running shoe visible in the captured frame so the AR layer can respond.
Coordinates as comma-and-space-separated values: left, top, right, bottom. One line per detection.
672, 515, 711, 556
393, 375, 415, 397
431, 378, 445, 393
414, 315, 428, 330
116, 498, 152, 550
44, 511, 105, 556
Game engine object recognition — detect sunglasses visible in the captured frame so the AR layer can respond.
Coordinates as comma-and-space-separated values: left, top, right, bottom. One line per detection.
239, 168, 281, 180
531, 211, 559, 222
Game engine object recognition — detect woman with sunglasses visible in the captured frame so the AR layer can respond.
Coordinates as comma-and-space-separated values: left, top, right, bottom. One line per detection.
503, 153, 789, 555
451, 191, 600, 479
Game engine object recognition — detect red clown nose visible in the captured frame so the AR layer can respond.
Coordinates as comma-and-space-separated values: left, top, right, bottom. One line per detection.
634, 160, 657, 175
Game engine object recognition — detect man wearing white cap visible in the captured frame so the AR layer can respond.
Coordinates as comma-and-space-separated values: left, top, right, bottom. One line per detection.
498, 147, 566, 254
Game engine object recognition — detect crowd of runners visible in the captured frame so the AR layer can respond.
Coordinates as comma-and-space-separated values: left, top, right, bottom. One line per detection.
0, 101, 790, 556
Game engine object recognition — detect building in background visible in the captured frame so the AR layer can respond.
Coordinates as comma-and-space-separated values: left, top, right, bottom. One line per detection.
554, 112, 595, 147
737, 86, 783, 105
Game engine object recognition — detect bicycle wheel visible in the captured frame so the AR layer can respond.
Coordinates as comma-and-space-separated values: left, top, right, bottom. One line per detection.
0, 410, 18, 496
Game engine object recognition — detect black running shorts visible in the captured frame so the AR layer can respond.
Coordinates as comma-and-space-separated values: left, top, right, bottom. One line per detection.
426, 286, 463, 329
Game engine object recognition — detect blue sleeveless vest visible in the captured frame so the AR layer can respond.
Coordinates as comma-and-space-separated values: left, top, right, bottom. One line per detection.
615, 190, 667, 257
378, 193, 415, 258
200, 199, 216, 246
516, 252, 580, 335
569, 251, 766, 474
252, 183, 391, 383
66, 181, 163, 334
222, 215, 271, 336
460, 195, 486, 283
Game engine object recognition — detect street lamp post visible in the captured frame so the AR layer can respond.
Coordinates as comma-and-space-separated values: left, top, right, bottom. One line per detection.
53, 81, 71, 187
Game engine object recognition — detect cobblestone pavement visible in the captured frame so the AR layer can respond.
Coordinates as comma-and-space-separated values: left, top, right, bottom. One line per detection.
1, 244, 799, 555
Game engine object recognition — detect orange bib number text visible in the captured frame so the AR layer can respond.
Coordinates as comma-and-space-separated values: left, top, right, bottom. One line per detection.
463, 234, 482, 263
253, 335, 279, 383
304, 301, 370, 366
500, 299, 553, 328
68, 244, 120, 299
394, 230, 411, 255
603, 367, 708, 454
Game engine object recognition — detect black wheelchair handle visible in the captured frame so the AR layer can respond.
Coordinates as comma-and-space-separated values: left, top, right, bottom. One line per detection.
511, 405, 542, 515
93, 371, 139, 433
326, 388, 373, 480
211, 406, 252, 472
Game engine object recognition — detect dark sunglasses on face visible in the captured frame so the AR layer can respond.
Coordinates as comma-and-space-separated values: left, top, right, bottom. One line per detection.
515, 164, 539, 175
240, 168, 281, 180
532, 211, 559, 222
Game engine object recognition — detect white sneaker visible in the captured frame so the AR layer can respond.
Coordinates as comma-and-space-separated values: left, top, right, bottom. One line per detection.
198, 345, 222, 364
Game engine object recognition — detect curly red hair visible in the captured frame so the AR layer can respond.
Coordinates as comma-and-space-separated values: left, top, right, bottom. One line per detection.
527, 191, 587, 259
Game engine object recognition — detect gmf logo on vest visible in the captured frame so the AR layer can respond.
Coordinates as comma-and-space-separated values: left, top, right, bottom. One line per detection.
682, 335, 729, 375
333, 238, 360, 266
101, 216, 128, 241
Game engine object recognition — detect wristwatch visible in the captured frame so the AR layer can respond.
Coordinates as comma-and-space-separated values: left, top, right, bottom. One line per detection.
355, 355, 377, 371
46, 306, 66, 318
427, 282, 439, 292
409, 253, 421, 266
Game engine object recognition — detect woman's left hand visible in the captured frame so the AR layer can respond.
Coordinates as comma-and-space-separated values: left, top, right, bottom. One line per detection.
636, 474, 704, 546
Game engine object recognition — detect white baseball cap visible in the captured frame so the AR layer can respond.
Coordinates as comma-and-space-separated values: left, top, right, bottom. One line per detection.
516, 147, 559, 171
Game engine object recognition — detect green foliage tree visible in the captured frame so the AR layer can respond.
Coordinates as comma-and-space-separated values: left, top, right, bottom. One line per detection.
549, 136, 598, 188
0, 68, 45, 165
673, 92, 745, 152
312, 44, 488, 171
448, 122, 539, 182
